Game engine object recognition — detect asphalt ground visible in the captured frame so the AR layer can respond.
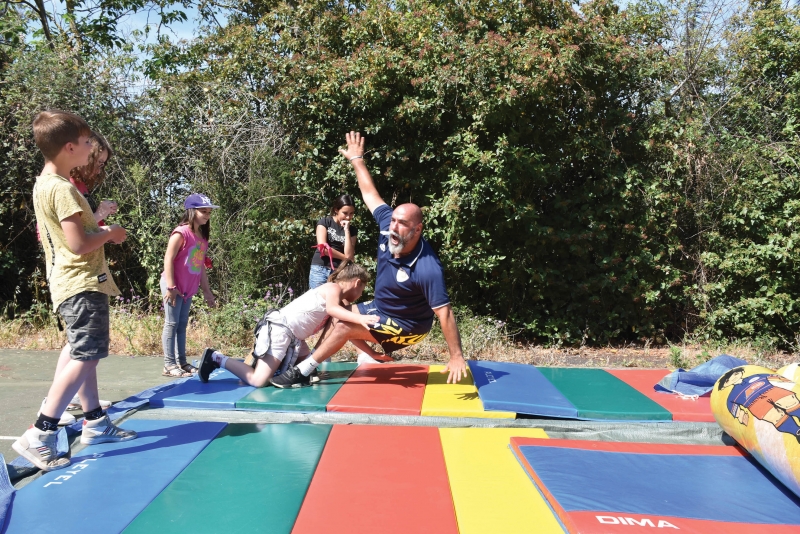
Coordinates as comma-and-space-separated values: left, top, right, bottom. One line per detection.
0, 349, 172, 463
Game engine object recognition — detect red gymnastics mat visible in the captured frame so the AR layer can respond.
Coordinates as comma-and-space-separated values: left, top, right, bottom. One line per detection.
325, 363, 428, 415
606, 368, 714, 422
292, 425, 458, 534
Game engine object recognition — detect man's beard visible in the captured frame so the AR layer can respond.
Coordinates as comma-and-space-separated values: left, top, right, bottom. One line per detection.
388, 228, 416, 255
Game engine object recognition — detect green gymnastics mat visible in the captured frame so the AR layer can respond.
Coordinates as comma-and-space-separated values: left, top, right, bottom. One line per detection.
123, 422, 332, 534
536, 367, 672, 421
236, 361, 357, 411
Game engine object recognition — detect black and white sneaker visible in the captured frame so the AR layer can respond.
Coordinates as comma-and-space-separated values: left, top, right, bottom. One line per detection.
309, 368, 322, 384
270, 365, 311, 388
12, 427, 71, 472
198, 348, 220, 383
81, 415, 137, 445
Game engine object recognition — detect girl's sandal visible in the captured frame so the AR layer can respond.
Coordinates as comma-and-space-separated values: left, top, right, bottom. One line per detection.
180, 363, 198, 374
163, 365, 192, 378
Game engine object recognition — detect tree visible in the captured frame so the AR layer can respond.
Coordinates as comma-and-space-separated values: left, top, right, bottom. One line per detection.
221, 0, 687, 343
2, 0, 190, 52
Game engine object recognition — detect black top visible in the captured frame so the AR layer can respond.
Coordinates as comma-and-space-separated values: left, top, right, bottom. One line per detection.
310, 215, 359, 268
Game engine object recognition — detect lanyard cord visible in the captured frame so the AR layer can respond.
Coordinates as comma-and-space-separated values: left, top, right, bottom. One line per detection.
312, 243, 335, 270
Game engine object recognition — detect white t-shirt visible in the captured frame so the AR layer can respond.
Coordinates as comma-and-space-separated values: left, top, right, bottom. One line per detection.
278, 287, 328, 339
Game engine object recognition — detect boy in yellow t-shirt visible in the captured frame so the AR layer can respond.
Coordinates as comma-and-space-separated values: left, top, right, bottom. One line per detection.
13, 110, 137, 472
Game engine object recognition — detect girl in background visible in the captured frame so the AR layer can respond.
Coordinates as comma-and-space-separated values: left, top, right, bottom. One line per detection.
69, 132, 117, 224
160, 193, 218, 377
309, 194, 358, 289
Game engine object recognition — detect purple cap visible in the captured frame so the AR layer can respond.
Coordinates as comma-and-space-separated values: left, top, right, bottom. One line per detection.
184, 193, 219, 209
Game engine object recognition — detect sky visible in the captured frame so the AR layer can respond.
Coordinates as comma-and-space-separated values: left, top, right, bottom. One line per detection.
41, 0, 215, 46
123, 4, 207, 43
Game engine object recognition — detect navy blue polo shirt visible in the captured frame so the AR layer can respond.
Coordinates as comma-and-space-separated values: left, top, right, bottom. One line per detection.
371, 204, 450, 333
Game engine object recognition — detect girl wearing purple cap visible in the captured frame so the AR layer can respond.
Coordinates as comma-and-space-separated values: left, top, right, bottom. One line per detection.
160, 193, 218, 377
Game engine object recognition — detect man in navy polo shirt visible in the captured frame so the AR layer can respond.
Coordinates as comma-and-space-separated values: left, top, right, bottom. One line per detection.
271, 131, 468, 387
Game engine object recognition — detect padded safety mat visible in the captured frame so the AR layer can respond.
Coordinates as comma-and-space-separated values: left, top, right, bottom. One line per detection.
421, 365, 514, 418
607, 368, 714, 422
439, 428, 563, 534
236, 361, 357, 412
4, 419, 226, 534
292, 425, 458, 533
468, 360, 577, 417
124, 422, 331, 534
536, 368, 672, 421
326, 364, 428, 415
511, 438, 800, 533
148, 369, 255, 410
469, 361, 674, 421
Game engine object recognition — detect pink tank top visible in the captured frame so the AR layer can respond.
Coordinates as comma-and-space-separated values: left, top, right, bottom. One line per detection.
162, 225, 208, 300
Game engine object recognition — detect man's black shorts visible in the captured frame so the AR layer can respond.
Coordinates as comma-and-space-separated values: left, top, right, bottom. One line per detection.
356, 300, 430, 354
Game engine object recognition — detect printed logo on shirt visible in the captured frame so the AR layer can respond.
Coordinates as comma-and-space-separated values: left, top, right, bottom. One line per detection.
186, 243, 206, 274
327, 226, 345, 243
396, 267, 409, 283
380, 243, 386, 252
97, 273, 107, 283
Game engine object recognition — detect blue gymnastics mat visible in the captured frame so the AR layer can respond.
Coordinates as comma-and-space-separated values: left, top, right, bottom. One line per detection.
148, 368, 255, 410
468, 360, 577, 418
511, 438, 800, 533
3, 419, 226, 534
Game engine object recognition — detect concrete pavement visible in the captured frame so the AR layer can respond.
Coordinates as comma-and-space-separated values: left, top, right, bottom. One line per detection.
0, 349, 173, 463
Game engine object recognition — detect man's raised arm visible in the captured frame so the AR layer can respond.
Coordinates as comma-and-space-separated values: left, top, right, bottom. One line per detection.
338, 131, 385, 213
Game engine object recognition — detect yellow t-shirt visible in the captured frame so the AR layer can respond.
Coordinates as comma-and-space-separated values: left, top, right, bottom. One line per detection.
32, 172, 120, 310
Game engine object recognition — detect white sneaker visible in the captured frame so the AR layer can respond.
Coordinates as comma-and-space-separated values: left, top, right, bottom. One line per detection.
12, 427, 71, 472
357, 352, 380, 366
39, 398, 77, 426
81, 415, 137, 445
67, 395, 112, 411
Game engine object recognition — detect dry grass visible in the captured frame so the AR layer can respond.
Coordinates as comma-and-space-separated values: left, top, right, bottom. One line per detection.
0, 311, 796, 370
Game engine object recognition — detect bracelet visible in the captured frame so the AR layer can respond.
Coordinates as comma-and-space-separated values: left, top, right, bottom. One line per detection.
349, 155, 363, 162
167, 286, 177, 291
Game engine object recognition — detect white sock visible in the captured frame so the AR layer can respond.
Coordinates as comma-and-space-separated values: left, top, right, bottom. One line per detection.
25, 426, 45, 445
212, 351, 229, 369
297, 357, 319, 377
308, 349, 332, 365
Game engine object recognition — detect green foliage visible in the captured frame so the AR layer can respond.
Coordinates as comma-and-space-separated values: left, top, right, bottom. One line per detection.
668, 345, 688, 369
661, 1, 800, 345
249, 0, 686, 343
0, 40, 135, 309
2, 0, 800, 349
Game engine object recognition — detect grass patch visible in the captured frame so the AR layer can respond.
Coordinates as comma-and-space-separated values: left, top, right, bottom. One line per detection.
1, 298, 796, 370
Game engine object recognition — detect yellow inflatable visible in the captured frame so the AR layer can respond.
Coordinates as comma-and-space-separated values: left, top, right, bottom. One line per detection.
778, 362, 800, 382
711, 364, 800, 498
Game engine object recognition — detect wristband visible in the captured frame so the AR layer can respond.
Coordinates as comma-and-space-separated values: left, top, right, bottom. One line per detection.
167, 286, 177, 291
349, 155, 363, 162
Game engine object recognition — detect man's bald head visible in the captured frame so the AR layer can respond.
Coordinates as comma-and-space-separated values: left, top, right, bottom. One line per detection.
394, 203, 423, 226
388, 203, 424, 256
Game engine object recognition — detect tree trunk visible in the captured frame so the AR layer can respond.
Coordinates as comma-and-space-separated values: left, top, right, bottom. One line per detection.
33, 0, 54, 49
65, 0, 84, 53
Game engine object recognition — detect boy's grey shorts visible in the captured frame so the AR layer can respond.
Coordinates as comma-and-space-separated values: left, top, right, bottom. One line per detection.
58, 291, 110, 361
